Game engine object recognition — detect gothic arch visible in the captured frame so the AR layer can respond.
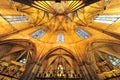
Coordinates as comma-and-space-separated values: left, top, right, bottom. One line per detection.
85, 39, 120, 80
36, 46, 83, 79
0, 39, 37, 80
85, 39, 120, 64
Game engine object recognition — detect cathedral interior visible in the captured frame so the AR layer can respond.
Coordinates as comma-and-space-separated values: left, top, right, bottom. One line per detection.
0, 0, 120, 80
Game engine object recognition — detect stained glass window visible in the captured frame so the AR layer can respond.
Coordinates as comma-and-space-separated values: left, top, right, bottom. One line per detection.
56, 34, 64, 42
94, 14, 120, 24
108, 56, 120, 69
2, 16, 29, 24
30, 29, 45, 39
76, 29, 90, 39
19, 58, 27, 64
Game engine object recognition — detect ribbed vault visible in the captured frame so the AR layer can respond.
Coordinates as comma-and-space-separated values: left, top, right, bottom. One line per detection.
36, 48, 81, 78
85, 39, 120, 80
0, 0, 120, 80
0, 39, 36, 79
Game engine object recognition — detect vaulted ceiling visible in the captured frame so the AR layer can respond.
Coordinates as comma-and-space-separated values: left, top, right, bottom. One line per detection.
1, 0, 120, 80
0, 0, 120, 66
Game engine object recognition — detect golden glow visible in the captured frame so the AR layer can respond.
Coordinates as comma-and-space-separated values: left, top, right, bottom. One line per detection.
32, 1, 87, 14
1, 0, 120, 79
